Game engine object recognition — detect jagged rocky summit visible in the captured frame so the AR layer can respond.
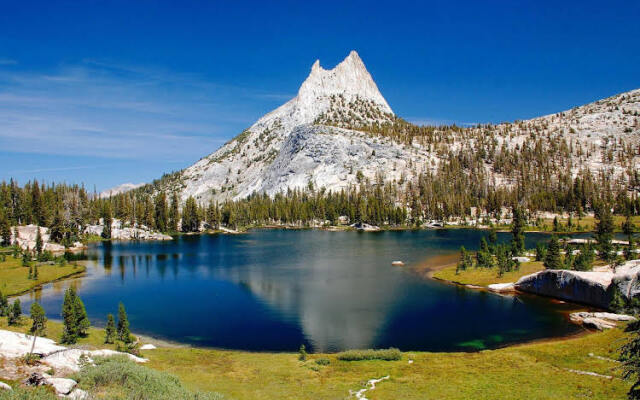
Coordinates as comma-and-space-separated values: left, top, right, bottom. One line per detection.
176, 50, 430, 202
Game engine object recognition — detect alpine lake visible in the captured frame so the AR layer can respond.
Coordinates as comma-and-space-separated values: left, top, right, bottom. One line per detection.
18, 229, 588, 352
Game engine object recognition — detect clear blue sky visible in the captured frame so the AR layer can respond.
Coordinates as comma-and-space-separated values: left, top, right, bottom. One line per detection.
1, 0, 638, 191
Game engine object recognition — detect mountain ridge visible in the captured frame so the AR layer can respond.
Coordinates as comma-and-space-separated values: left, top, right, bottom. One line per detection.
140, 51, 639, 208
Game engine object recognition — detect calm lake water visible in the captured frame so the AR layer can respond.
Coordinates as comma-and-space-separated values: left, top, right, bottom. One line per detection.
19, 229, 585, 352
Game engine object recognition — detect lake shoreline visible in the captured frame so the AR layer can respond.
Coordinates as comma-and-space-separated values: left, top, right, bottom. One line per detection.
11, 229, 615, 356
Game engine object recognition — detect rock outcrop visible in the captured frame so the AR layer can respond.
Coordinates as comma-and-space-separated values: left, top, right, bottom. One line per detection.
515, 260, 640, 309
570, 312, 636, 330
0, 329, 147, 372
84, 219, 172, 241
0, 330, 66, 358
11, 225, 85, 254
42, 348, 148, 373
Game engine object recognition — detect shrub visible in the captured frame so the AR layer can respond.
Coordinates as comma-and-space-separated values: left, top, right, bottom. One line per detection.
0, 387, 58, 399
73, 355, 224, 400
336, 348, 402, 361
315, 357, 330, 365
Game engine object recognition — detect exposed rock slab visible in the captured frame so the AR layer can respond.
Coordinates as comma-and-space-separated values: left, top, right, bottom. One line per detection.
44, 377, 77, 395
11, 225, 86, 254
0, 381, 11, 391
514, 260, 640, 309
42, 348, 148, 373
487, 282, 516, 292
0, 330, 65, 358
84, 219, 172, 241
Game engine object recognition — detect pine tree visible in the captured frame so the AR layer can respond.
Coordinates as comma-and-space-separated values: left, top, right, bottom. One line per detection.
35, 226, 43, 255
154, 192, 169, 232
104, 313, 116, 344
456, 246, 473, 273
182, 196, 200, 233
535, 242, 547, 261
61, 287, 78, 343
510, 207, 525, 256
117, 302, 132, 343
169, 192, 180, 232
488, 228, 498, 253
544, 234, 563, 269
29, 302, 47, 335
0, 209, 11, 246
33, 264, 38, 280
623, 209, 637, 261
28, 302, 46, 360
0, 289, 8, 317
476, 237, 493, 268
8, 299, 21, 325
573, 244, 594, 271
74, 293, 90, 337
101, 202, 112, 239
61, 287, 90, 343
595, 205, 614, 262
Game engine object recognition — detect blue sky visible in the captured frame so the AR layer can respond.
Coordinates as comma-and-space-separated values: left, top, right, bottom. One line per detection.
1, 0, 639, 191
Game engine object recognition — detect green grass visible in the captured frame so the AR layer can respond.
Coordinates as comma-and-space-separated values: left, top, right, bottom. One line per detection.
433, 261, 545, 287
0, 255, 86, 296
72, 355, 224, 400
336, 348, 402, 361
1, 318, 633, 399
146, 328, 631, 400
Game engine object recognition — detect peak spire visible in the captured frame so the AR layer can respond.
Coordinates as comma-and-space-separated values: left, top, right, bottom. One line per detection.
297, 50, 392, 115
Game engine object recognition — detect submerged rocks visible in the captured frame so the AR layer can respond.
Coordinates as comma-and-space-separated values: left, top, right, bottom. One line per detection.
391, 261, 404, 266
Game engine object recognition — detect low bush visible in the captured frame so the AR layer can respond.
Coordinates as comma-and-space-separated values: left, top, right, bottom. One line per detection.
336, 348, 402, 361
315, 357, 330, 365
73, 355, 224, 400
0, 387, 57, 400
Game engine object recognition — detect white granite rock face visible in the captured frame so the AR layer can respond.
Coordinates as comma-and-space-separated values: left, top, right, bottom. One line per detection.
44, 377, 77, 395
84, 219, 172, 241
515, 260, 640, 309
0, 330, 66, 358
10, 225, 85, 253
42, 348, 148, 372
0, 329, 148, 374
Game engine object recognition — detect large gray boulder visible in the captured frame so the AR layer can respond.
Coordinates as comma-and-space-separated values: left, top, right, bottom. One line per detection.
515, 260, 640, 309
